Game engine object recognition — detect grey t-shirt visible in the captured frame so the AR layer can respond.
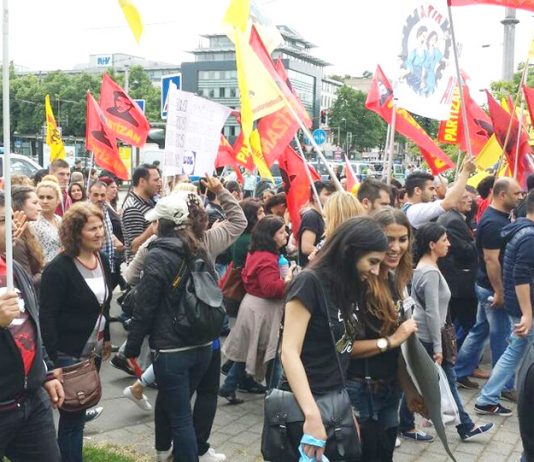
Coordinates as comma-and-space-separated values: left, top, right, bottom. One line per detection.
411, 266, 451, 353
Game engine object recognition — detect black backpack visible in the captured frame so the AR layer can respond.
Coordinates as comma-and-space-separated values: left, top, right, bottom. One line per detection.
170, 257, 226, 345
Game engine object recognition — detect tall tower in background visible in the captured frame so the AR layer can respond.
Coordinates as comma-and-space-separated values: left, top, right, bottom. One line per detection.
502, 7, 519, 81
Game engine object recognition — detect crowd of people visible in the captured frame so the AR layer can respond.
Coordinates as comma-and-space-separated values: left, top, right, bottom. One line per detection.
1, 156, 534, 462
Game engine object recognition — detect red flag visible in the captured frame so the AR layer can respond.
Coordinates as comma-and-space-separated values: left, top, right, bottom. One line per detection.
86, 92, 129, 180
278, 146, 320, 237
460, 85, 494, 156
98, 74, 150, 147
256, 58, 307, 167
486, 90, 532, 184
448, 0, 534, 12
232, 130, 257, 171
438, 86, 463, 145
215, 134, 236, 168
344, 155, 358, 192
366, 66, 455, 175
524, 85, 534, 128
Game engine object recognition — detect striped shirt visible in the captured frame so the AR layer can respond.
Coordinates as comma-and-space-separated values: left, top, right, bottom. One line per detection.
122, 191, 155, 263
101, 208, 115, 273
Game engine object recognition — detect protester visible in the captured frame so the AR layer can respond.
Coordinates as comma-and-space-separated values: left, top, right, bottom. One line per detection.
122, 163, 161, 264
243, 169, 257, 198
49, 159, 72, 217
71, 159, 83, 174
409, 222, 494, 441
514, 174, 534, 219
323, 192, 365, 240
402, 158, 475, 229
220, 216, 294, 404
264, 192, 287, 218
518, 342, 534, 462
11, 174, 34, 187
40, 203, 113, 462
12, 185, 45, 290
99, 175, 119, 211
68, 182, 86, 204
474, 190, 534, 416
433, 175, 448, 200
297, 180, 336, 267
32, 180, 62, 263
475, 175, 495, 224
70, 172, 84, 187
349, 207, 425, 458
261, 188, 275, 203
123, 176, 246, 462
357, 178, 391, 213
455, 178, 522, 403
0, 190, 63, 461
437, 188, 478, 353
281, 217, 388, 460
225, 180, 242, 201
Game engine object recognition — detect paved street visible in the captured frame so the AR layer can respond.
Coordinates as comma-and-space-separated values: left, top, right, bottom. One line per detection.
73, 295, 524, 461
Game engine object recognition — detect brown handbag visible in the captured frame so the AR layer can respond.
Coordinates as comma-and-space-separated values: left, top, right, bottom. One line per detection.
441, 310, 458, 365
60, 354, 102, 413
220, 262, 245, 304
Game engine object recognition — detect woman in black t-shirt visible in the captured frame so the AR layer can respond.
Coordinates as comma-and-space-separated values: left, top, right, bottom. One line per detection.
347, 208, 424, 461
282, 217, 388, 461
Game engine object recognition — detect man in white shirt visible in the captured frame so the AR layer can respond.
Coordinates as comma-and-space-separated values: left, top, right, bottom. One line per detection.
402, 158, 476, 230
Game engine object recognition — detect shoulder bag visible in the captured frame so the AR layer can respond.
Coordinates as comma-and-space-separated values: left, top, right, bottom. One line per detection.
441, 309, 457, 365
219, 262, 245, 316
261, 272, 361, 461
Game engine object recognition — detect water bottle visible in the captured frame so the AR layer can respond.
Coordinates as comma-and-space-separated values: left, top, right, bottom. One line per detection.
279, 254, 289, 279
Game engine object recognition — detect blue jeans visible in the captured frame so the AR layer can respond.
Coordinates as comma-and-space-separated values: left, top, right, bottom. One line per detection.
0, 387, 61, 462
400, 341, 474, 436
455, 285, 512, 389
219, 362, 246, 393
56, 354, 101, 462
153, 346, 212, 462
347, 379, 400, 429
476, 315, 534, 406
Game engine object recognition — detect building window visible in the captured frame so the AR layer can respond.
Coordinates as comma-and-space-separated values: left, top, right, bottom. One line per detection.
219, 88, 226, 98
209, 89, 215, 98
230, 88, 237, 98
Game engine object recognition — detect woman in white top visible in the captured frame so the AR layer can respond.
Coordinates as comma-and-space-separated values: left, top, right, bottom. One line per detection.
32, 180, 62, 263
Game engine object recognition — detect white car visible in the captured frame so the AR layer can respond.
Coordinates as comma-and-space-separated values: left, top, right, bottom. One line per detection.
0, 154, 42, 178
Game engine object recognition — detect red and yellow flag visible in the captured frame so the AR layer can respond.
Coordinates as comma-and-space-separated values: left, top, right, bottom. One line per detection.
448, 0, 534, 11
86, 92, 129, 180
366, 66, 455, 175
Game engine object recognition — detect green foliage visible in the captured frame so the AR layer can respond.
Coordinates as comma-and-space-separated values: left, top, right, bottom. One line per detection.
490, 62, 534, 102
82, 444, 150, 462
1, 66, 161, 138
328, 85, 387, 153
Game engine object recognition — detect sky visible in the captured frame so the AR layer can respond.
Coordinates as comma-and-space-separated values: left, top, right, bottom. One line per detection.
3, 0, 533, 105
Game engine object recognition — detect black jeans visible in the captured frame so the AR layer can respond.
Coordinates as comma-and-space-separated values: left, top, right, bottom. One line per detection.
0, 387, 61, 462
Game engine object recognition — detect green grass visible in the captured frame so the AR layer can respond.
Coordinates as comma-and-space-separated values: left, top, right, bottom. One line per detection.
83, 444, 151, 462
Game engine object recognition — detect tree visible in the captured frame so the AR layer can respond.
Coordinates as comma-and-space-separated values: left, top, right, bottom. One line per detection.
328, 85, 387, 154
490, 62, 534, 102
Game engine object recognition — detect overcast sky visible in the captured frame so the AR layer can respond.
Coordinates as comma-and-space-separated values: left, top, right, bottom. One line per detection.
3, 0, 533, 104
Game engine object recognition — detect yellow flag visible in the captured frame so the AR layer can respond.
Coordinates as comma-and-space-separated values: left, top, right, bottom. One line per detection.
118, 0, 143, 43
223, 0, 249, 32
250, 129, 273, 180
529, 36, 534, 59
45, 95, 66, 162
467, 170, 489, 188
475, 135, 502, 171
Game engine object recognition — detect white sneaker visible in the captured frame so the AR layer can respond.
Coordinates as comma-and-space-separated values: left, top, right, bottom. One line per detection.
199, 447, 227, 461
395, 437, 401, 448
123, 386, 152, 412
156, 449, 172, 462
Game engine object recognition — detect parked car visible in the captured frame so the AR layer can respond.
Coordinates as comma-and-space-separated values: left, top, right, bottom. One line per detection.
0, 154, 42, 178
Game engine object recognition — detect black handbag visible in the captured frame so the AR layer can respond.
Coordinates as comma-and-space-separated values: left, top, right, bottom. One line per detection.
261, 272, 361, 461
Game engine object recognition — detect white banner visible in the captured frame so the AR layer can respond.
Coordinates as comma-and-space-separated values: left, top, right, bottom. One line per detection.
395, 2, 456, 120
164, 85, 231, 177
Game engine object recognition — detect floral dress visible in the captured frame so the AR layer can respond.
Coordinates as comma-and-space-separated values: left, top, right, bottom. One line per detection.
30, 215, 62, 264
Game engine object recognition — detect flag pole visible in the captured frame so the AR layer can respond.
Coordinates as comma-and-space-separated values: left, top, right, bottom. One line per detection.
2, 0, 13, 290
447, 2, 474, 161
294, 135, 323, 213
85, 151, 95, 197
514, 74, 528, 179
383, 122, 392, 175
386, 99, 398, 185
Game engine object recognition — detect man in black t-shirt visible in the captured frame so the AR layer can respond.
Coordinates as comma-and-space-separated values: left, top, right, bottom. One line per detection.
298, 180, 335, 267
455, 178, 521, 398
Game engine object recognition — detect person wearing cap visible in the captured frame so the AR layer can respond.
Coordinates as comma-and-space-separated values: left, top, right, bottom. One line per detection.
123, 174, 246, 462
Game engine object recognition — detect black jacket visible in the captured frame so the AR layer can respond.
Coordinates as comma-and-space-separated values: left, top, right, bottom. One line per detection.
0, 261, 54, 402
437, 210, 478, 299
124, 237, 206, 357
39, 252, 112, 364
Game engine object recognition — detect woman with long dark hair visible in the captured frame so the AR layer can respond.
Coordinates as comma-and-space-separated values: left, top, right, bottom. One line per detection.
220, 215, 294, 404
281, 217, 388, 461
68, 182, 86, 204
347, 207, 423, 461
12, 185, 46, 290
409, 223, 493, 442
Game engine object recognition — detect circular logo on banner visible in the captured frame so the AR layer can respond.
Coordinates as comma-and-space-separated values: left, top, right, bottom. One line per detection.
398, 5, 452, 97
182, 150, 196, 175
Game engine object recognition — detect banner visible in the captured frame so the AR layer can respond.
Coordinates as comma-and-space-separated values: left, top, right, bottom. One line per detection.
448, 0, 534, 12
438, 86, 462, 144
164, 85, 231, 177
86, 92, 129, 180
45, 95, 66, 162
366, 65, 455, 174
99, 74, 150, 147
395, 2, 457, 120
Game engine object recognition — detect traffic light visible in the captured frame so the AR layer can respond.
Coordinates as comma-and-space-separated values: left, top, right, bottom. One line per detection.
320, 110, 327, 124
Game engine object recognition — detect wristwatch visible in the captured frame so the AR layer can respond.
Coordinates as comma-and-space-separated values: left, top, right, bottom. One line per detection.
377, 337, 389, 352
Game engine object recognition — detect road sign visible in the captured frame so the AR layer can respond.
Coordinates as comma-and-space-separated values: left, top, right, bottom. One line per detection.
161, 74, 182, 120
313, 129, 327, 145
133, 99, 145, 114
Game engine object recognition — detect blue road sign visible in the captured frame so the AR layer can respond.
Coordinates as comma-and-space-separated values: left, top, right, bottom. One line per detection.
161, 74, 182, 119
133, 99, 145, 113
313, 129, 327, 145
